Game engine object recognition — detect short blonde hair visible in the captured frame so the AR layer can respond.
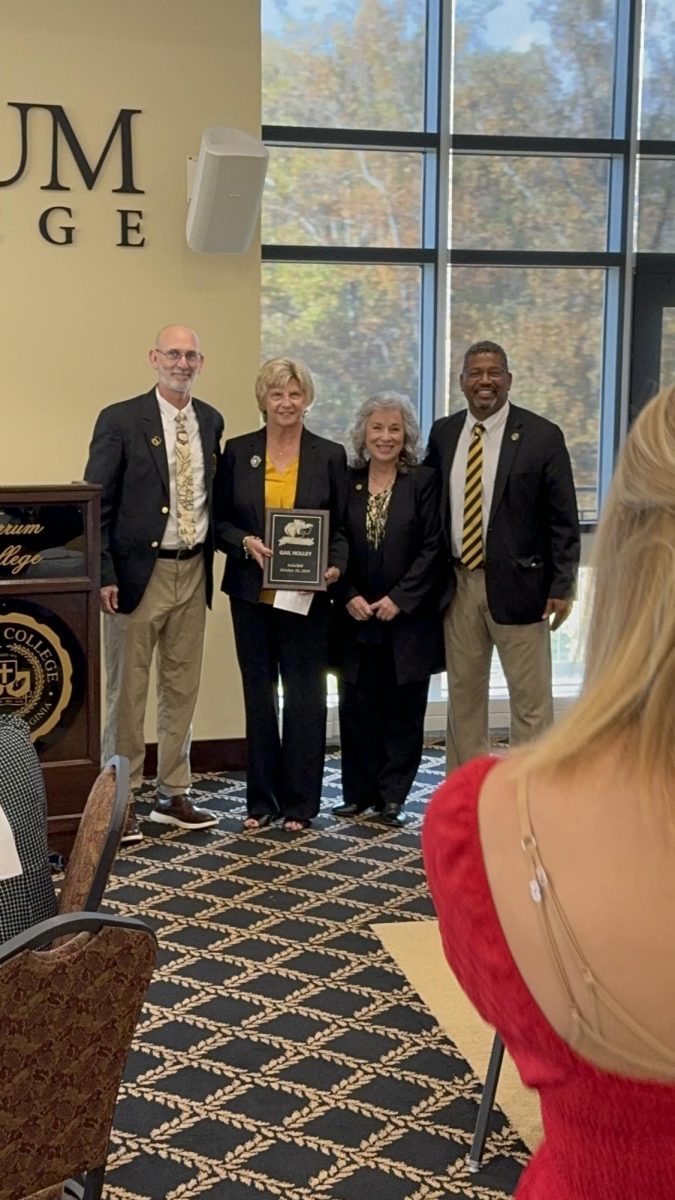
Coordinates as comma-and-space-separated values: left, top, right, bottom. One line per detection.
254, 358, 315, 417
518, 385, 675, 811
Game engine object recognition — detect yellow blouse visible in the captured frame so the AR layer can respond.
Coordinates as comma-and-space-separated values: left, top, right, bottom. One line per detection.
259, 454, 299, 604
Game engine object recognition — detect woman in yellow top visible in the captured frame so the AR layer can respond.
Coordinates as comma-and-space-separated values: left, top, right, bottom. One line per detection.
216, 358, 348, 831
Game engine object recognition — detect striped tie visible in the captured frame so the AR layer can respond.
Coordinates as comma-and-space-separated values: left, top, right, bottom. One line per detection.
175, 411, 197, 548
461, 423, 485, 569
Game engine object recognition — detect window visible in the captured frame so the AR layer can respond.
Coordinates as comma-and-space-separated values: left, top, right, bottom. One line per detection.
261, 0, 675, 710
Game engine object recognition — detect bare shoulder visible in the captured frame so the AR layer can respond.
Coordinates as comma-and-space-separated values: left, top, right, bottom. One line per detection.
478, 755, 519, 826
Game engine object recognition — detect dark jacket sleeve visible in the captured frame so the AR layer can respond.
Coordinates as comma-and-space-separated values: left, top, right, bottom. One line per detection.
83, 409, 125, 589
327, 443, 349, 575
214, 438, 253, 559
388, 470, 443, 614
543, 427, 580, 599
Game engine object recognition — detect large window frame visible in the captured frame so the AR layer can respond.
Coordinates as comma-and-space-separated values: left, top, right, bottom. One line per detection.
262, 0, 675, 515
261, 0, 675, 717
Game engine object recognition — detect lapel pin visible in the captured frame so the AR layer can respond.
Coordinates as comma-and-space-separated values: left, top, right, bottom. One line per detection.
511, 431, 520, 442
355, 482, 363, 491
250, 454, 261, 468
151, 436, 162, 447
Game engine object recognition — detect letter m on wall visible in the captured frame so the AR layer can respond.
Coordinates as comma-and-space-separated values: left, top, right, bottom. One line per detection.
0, 104, 143, 193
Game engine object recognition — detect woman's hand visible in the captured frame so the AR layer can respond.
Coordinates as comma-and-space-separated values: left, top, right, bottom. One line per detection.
324, 566, 341, 586
346, 595, 374, 622
243, 535, 273, 570
371, 596, 401, 622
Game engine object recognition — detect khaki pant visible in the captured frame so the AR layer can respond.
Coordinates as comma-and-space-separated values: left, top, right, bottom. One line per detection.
102, 555, 206, 795
444, 565, 553, 772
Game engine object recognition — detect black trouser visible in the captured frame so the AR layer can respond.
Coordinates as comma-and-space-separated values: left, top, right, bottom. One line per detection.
230, 596, 329, 820
338, 642, 429, 812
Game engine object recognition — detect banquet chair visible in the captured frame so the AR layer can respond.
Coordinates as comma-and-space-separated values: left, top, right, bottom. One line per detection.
0, 909, 157, 1200
467, 1031, 505, 1172
58, 755, 130, 915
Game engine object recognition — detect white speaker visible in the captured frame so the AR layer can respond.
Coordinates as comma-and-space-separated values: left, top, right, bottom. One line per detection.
185, 127, 269, 254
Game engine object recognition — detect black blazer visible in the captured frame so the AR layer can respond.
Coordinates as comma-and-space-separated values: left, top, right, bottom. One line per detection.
84, 388, 224, 614
215, 425, 349, 603
426, 403, 580, 624
334, 465, 445, 686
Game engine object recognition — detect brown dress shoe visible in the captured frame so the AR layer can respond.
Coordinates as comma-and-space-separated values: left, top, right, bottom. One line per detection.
148, 794, 217, 830
120, 802, 143, 844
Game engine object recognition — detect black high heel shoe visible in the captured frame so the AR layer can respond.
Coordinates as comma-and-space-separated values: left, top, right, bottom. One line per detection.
380, 802, 404, 826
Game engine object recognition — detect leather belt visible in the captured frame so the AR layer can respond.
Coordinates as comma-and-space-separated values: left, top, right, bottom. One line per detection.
157, 544, 203, 560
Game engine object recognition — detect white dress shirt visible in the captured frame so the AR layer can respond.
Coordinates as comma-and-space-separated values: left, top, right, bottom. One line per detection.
449, 401, 510, 558
156, 389, 208, 549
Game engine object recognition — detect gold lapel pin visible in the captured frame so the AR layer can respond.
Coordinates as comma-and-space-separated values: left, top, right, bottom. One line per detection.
151, 435, 162, 447
250, 455, 262, 468
511, 431, 520, 442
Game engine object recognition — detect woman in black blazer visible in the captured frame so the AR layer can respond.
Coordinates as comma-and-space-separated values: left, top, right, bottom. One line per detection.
215, 358, 348, 832
333, 394, 444, 826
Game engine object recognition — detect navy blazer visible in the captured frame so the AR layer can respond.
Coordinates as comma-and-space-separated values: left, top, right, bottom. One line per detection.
84, 388, 224, 613
215, 425, 349, 603
426, 403, 580, 624
334, 465, 445, 686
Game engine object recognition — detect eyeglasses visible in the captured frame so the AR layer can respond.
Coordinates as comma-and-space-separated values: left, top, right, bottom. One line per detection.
154, 348, 202, 365
464, 367, 506, 381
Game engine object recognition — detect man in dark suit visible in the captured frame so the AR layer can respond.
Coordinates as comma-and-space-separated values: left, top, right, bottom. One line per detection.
426, 340, 580, 769
85, 325, 224, 839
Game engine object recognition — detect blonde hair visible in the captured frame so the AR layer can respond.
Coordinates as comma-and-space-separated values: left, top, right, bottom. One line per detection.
518, 385, 675, 806
254, 357, 315, 418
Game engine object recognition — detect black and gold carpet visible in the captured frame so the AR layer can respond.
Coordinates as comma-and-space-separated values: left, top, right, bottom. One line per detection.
103, 750, 529, 1199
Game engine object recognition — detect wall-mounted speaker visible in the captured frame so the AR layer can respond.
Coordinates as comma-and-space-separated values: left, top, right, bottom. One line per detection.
185, 127, 268, 254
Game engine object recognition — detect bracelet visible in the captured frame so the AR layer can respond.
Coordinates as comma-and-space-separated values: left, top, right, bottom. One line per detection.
242, 535, 253, 559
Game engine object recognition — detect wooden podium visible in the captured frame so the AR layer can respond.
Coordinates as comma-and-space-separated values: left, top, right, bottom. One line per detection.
0, 485, 101, 857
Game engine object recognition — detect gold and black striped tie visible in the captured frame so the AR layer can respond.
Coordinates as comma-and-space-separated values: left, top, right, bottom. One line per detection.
461, 423, 485, 569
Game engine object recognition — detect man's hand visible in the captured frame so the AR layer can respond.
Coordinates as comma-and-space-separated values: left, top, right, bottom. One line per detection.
371, 596, 401, 622
324, 566, 340, 586
100, 585, 119, 615
543, 597, 573, 631
346, 595, 374, 621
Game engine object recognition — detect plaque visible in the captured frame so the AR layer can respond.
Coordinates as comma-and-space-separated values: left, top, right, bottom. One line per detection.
263, 508, 329, 591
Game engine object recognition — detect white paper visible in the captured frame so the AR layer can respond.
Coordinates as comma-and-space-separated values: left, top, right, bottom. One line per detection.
0, 807, 23, 881
273, 590, 314, 616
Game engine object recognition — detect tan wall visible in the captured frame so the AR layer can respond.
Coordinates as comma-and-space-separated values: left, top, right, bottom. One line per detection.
0, 0, 261, 741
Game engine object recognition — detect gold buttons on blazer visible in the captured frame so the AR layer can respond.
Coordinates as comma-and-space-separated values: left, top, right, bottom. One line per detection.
161, 506, 169, 514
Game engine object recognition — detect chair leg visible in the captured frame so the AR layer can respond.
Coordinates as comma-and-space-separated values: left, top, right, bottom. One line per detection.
83, 1164, 106, 1200
467, 1032, 505, 1173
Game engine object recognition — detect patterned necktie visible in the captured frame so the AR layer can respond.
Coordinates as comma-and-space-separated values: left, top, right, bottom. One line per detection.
461, 422, 485, 569
175, 411, 196, 548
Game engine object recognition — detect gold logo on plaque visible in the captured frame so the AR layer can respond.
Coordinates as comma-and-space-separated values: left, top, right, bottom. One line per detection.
0, 613, 73, 739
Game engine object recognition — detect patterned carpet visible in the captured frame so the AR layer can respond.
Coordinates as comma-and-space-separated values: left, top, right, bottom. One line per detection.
103, 750, 528, 1199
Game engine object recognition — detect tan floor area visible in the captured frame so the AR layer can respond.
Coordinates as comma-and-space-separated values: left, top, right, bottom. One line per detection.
373, 918, 543, 1152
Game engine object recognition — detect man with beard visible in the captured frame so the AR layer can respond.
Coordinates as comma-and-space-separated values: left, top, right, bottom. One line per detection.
426, 340, 580, 769
85, 324, 224, 839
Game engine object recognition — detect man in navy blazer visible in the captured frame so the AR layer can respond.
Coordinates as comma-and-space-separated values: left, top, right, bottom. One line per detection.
426, 340, 580, 768
85, 325, 224, 839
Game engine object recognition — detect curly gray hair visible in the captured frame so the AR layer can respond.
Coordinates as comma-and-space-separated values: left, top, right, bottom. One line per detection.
349, 393, 422, 472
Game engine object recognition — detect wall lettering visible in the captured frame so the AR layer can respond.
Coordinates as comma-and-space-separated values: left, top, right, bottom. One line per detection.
0, 103, 145, 247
